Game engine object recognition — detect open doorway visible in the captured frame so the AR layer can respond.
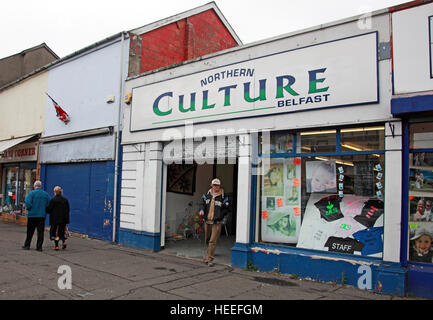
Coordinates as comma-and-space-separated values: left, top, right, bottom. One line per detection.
163, 161, 237, 265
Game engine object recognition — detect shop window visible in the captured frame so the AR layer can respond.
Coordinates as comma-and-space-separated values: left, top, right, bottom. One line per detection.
2, 167, 19, 212
408, 123, 433, 264
1, 166, 36, 217
299, 130, 336, 153
256, 126, 385, 258
259, 131, 294, 154
341, 126, 384, 152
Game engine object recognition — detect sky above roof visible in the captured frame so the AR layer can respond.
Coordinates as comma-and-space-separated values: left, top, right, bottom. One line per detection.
0, 0, 408, 59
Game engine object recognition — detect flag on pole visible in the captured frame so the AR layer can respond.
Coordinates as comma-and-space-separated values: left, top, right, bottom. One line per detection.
45, 93, 70, 124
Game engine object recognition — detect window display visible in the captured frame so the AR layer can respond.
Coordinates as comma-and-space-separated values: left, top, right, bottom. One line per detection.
1, 166, 36, 217
261, 158, 301, 244
408, 121, 433, 264
257, 126, 385, 258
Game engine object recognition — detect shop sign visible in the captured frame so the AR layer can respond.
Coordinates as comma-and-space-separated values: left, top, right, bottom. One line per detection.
130, 32, 378, 132
0, 142, 38, 163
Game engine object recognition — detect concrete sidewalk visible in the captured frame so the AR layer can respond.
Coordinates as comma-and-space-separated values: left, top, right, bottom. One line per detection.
0, 221, 421, 300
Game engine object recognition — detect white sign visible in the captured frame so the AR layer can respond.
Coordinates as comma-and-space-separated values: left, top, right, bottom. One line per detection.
130, 32, 378, 132
0, 142, 38, 163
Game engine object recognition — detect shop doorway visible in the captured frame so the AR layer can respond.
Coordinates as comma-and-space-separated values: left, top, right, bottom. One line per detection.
163, 161, 237, 265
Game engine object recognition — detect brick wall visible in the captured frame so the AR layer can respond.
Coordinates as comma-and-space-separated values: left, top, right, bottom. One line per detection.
128, 9, 238, 77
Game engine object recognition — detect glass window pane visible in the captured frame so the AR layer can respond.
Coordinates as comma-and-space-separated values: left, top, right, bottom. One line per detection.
298, 130, 336, 153
408, 149, 433, 264
259, 131, 293, 154
410, 122, 433, 149
2, 167, 19, 213
341, 126, 385, 152
256, 154, 385, 258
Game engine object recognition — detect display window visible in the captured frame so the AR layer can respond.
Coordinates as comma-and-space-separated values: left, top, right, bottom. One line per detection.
1, 165, 36, 217
256, 125, 385, 258
408, 122, 433, 264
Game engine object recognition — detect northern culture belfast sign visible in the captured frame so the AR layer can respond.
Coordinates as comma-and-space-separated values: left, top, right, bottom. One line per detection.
130, 32, 378, 132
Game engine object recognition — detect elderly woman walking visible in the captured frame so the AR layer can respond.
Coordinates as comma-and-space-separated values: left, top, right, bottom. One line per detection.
46, 186, 70, 251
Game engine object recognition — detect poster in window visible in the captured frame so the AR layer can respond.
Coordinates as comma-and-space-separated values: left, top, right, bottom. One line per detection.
261, 158, 301, 244
408, 192, 433, 263
306, 160, 337, 193
408, 221, 433, 263
263, 162, 284, 196
409, 169, 433, 193
166, 163, 197, 195
354, 161, 375, 196
409, 196, 433, 222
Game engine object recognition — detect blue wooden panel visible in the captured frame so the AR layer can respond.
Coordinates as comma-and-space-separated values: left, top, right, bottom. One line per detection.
41, 161, 115, 241
408, 263, 433, 299
88, 162, 107, 239
43, 163, 91, 234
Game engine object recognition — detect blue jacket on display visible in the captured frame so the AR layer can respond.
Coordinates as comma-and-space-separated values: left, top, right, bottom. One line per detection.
25, 188, 51, 218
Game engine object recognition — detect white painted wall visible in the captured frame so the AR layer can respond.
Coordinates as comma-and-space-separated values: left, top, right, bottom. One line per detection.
0, 71, 48, 140
383, 121, 402, 263
45, 36, 129, 137
392, 2, 433, 94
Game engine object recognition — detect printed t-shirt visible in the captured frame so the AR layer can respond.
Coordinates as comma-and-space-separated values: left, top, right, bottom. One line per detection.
324, 236, 365, 254
314, 195, 344, 222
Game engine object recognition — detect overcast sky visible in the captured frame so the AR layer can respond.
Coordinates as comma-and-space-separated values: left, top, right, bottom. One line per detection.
1, 0, 408, 59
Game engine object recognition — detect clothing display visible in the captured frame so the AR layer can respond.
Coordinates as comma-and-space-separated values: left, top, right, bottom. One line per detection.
314, 195, 344, 222
324, 236, 365, 254
353, 199, 384, 228
352, 227, 384, 256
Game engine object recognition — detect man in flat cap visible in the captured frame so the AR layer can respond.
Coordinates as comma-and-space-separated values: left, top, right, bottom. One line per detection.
199, 178, 231, 267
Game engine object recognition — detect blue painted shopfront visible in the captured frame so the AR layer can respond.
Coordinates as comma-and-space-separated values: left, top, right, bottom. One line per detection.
40, 161, 116, 241
392, 94, 433, 299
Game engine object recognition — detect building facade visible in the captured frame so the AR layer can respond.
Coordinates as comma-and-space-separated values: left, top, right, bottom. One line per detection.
119, 4, 409, 296
39, 32, 130, 242
390, 1, 433, 299
39, 2, 241, 242
0, 69, 51, 224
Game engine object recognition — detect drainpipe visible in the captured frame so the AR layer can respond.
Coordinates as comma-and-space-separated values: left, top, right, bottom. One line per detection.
112, 31, 126, 243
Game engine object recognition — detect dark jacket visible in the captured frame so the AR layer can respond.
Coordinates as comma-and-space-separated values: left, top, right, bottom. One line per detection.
199, 189, 231, 223
46, 195, 70, 225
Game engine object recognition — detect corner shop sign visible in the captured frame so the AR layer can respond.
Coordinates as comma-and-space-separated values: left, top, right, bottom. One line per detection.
130, 32, 378, 132
0, 142, 38, 163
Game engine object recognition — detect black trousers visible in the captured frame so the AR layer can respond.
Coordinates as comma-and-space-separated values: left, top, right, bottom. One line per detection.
50, 224, 66, 241
24, 217, 46, 249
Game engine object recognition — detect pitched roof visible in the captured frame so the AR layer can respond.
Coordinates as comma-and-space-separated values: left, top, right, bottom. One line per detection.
0, 42, 59, 61
129, 1, 242, 45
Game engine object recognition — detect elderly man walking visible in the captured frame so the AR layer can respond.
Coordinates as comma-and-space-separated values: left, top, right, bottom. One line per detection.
22, 180, 50, 251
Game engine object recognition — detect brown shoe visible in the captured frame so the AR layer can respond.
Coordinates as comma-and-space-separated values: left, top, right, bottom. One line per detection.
54, 247, 59, 251
62, 243, 67, 250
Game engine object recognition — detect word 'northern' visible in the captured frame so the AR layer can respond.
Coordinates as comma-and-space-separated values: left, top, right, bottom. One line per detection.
200, 68, 255, 87
153, 68, 329, 116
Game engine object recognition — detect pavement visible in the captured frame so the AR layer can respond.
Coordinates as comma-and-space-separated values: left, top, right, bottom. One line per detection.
0, 220, 424, 302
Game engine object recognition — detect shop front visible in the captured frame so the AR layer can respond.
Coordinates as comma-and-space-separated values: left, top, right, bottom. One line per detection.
389, 1, 433, 298
0, 137, 39, 224
120, 9, 406, 295
391, 104, 433, 298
